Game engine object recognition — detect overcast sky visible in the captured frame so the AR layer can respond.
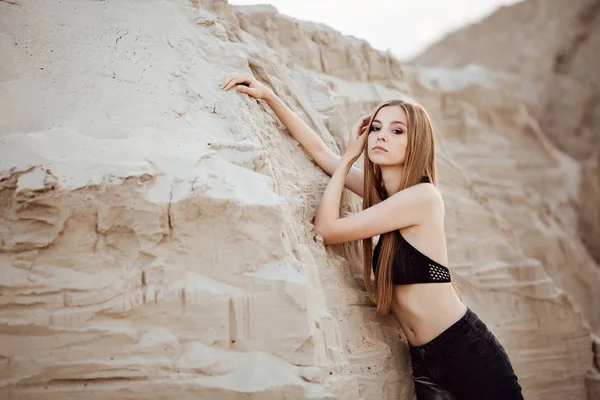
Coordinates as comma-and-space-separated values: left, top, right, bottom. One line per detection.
229, 0, 522, 60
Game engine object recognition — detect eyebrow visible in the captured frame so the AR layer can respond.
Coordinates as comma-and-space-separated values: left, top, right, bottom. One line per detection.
372, 119, 407, 127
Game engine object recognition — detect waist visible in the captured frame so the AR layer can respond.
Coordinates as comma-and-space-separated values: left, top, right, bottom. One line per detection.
407, 307, 486, 357
391, 284, 466, 345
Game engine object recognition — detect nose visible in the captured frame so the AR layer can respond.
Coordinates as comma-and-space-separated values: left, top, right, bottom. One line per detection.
376, 131, 387, 142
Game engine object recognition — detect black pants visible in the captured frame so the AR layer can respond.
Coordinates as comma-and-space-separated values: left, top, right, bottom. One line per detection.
408, 308, 524, 400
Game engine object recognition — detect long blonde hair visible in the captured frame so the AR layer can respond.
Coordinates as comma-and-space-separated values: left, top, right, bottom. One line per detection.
361, 99, 460, 314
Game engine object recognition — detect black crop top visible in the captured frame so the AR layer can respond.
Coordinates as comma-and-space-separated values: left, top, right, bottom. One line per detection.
371, 176, 451, 285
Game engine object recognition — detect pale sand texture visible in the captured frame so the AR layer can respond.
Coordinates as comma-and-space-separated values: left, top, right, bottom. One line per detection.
0, 0, 599, 399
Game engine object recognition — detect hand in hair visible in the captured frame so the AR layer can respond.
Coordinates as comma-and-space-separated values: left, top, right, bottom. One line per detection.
219, 72, 273, 100
344, 114, 372, 163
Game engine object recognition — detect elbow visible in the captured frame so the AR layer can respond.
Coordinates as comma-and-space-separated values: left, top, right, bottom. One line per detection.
315, 225, 341, 246
314, 222, 331, 244
314, 223, 327, 240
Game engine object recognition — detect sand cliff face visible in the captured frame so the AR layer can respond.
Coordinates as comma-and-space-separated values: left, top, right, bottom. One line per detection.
0, 0, 599, 399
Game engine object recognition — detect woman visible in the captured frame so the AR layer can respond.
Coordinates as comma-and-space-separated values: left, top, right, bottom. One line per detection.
220, 73, 524, 400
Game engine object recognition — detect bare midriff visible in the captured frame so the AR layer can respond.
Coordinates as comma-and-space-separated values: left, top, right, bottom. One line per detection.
390, 282, 467, 346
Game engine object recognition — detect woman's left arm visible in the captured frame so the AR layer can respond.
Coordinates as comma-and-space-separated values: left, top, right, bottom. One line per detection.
313, 155, 442, 245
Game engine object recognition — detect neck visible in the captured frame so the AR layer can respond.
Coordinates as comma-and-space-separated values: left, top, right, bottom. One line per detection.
380, 164, 405, 196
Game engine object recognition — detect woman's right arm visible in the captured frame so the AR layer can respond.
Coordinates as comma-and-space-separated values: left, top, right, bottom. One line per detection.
220, 72, 364, 198
263, 93, 365, 198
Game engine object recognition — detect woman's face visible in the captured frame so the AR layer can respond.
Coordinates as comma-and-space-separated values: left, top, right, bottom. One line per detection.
367, 105, 408, 166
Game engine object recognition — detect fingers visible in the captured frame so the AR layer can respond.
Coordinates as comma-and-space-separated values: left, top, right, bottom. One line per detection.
222, 76, 243, 91
356, 115, 371, 136
356, 114, 372, 130
220, 73, 252, 91
220, 76, 234, 90
237, 84, 260, 99
354, 114, 370, 127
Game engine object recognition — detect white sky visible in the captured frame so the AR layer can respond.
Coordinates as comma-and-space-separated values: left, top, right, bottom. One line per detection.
229, 0, 522, 60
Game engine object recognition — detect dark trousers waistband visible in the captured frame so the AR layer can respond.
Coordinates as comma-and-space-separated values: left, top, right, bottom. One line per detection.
409, 307, 484, 358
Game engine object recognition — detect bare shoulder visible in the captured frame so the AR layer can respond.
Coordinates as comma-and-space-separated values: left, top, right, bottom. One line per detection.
421, 182, 443, 202
398, 181, 442, 201
424, 182, 445, 215
399, 182, 444, 214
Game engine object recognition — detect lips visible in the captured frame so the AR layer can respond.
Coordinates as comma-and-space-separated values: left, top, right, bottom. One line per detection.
372, 146, 387, 152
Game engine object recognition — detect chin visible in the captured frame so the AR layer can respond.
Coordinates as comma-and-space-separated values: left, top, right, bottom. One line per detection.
368, 158, 381, 166
368, 153, 386, 164
370, 159, 404, 168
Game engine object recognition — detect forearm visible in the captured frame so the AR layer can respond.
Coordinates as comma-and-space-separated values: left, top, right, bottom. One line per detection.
314, 155, 354, 236
264, 91, 327, 157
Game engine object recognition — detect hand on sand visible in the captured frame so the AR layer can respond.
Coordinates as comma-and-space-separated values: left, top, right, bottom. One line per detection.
220, 72, 273, 100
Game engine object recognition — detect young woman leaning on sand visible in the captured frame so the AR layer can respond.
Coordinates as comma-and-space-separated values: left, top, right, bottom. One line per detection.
220, 72, 524, 400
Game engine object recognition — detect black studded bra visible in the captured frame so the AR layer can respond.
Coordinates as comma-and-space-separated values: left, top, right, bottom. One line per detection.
371, 176, 451, 285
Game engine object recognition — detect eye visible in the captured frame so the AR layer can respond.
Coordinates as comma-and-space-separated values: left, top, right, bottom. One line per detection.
393, 129, 404, 135
369, 126, 380, 132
